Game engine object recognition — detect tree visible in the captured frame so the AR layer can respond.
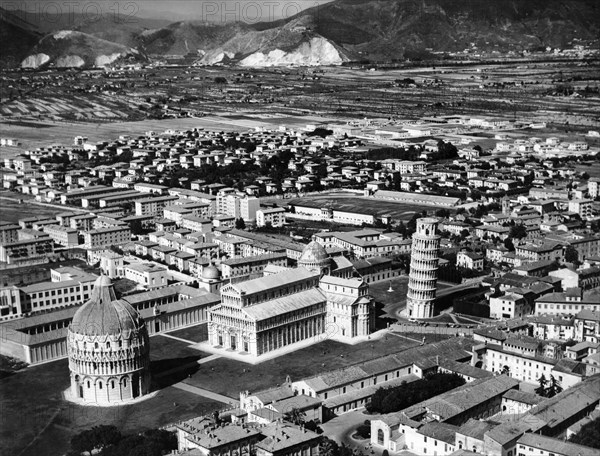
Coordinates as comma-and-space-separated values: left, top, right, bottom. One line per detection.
503, 237, 515, 251
509, 224, 527, 240
547, 375, 563, 398
70, 425, 122, 455
565, 245, 579, 264
71, 430, 96, 456
235, 218, 246, 230
367, 373, 465, 414
395, 221, 407, 237
569, 416, 600, 449
284, 408, 306, 425
212, 410, 221, 427
320, 437, 340, 456
535, 374, 548, 396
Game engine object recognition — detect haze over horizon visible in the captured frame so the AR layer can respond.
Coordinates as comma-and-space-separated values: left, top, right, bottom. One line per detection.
1, 0, 334, 24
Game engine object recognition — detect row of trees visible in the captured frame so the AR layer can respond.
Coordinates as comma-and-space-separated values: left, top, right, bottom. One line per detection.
366, 373, 466, 414
69, 425, 177, 456
569, 416, 600, 449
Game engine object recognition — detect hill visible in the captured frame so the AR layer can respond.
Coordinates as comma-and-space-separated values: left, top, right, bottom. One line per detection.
21, 30, 146, 69
2, 0, 599, 68
286, 0, 600, 60
0, 7, 42, 68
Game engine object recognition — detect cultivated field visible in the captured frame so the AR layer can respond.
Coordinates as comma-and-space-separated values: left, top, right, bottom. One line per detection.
0, 197, 76, 223
0, 112, 338, 161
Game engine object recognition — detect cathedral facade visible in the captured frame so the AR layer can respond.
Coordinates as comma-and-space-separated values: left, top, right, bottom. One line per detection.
207, 242, 375, 358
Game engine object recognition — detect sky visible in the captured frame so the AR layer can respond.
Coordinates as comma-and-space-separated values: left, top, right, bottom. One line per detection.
1, 0, 334, 23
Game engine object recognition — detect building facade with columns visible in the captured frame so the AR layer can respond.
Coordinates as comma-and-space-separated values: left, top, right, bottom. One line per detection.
207, 242, 375, 358
407, 218, 441, 319
67, 276, 151, 405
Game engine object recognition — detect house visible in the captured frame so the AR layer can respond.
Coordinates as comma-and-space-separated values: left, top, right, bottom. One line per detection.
457, 251, 484, 270
516, 433, 596, 456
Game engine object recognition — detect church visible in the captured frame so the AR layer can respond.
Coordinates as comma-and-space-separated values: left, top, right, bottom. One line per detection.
67, 275, 151, 405
207, 241, 376, 358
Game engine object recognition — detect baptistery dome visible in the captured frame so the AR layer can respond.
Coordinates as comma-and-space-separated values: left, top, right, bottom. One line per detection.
67, 276, 150, 405
71, 276, 143, 336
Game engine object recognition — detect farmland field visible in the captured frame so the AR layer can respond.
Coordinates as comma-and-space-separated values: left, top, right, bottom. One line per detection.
0, 197, 77, 224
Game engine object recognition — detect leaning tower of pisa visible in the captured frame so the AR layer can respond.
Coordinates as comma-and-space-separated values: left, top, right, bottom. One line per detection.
406, 218, 441, 319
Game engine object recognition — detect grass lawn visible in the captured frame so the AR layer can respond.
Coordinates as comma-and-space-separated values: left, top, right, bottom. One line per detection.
371, 277, 453, 319
370, 276, 409, 310
184, 336, 420, 398
149, 334, 206, 362
149, 335, 212, 388
0, 354, 224, 456
287, 195, 445, 221
166, 323, 209, 343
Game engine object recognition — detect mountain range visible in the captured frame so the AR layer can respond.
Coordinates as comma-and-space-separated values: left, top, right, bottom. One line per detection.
1, 0, 598, 69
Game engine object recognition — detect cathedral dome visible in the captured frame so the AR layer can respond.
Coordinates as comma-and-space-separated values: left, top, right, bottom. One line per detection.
202, 264, 220, 280
299, 241, 328, 264
70, 275, 143, 337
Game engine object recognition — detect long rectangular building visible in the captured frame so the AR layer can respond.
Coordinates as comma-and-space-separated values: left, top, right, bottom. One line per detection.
135, 195, 179, 216
82, 226, 131, 249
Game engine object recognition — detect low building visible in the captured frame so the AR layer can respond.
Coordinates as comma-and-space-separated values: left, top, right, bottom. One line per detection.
134, 195, 178, 216
175, 421, 321, 456
351, 256, 400, 284
11, 267, 97, 317
457, 251, 484, 270
124, 263, 168, 289
221, 253, 288, 281
535, 289, 600, 317
0, 223, 20, 245
471, 337, 585, 387
489, 291, 533, 320
0, 284, 217, 364
516, 433, 595, 456
82, 226, 131, 249
256, 207, 286, 228
0, 237, 54, 265
371, 375, 520, 452
42, 224, 79, 248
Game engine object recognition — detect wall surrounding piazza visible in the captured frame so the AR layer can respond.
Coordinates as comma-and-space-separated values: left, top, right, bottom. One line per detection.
67, 325, 151, 404
406, 218, 441, 319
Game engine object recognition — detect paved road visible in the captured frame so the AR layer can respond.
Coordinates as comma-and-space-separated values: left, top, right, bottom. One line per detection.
172, 382, 239, 406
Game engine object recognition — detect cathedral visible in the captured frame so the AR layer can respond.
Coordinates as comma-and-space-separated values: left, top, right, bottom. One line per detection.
67, 275, 151, 405
207, 241, 376, 358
